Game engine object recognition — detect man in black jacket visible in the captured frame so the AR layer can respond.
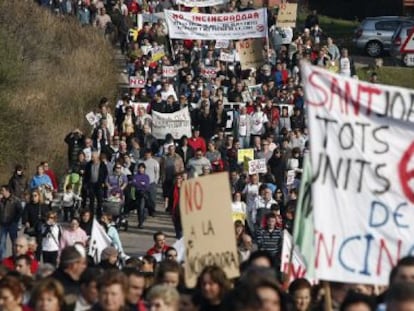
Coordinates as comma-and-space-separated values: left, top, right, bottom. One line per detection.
0, 185, 22, 259
82, 152, 108, 218
52, 246, 87, 310
65, 129, 86, 168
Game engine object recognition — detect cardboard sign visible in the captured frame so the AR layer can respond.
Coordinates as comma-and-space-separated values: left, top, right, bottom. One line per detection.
251, 0, 281, 8
248, 158, 267, 175
237, 148, 254, 163
162, 66, 177, 77
180, 173, 240, 287
276, 3, 298, 28
236, 39, 265, 70
129, 76, 146, 88
303, 62, 414, 285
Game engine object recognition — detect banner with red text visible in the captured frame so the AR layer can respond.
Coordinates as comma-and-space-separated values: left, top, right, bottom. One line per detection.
302, 62, 414, 285
164, 9, 268, 40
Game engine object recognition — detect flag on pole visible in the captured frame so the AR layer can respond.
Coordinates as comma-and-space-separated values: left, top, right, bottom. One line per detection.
292, 155, 315, 279
88, 219, 112, 264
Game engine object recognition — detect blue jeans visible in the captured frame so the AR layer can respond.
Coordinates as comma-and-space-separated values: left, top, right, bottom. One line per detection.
0, 222, 18, 259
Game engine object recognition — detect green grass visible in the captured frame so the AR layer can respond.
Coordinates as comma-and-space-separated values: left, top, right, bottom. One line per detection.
296, 11, 414, 90
297, 12, 358, 49
357, 66, 414, 89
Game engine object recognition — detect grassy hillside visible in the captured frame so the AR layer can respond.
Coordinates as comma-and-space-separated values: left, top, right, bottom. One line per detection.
0, 1, 117, 182
357, 67, 414, 89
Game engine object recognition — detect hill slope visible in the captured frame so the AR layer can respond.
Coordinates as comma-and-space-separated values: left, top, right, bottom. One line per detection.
0, 1, 117, 182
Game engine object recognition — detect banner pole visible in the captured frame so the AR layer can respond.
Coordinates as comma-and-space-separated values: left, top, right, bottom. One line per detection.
170, 39, 176, 61
282, 235, 296, 290
323, 282, 333, 311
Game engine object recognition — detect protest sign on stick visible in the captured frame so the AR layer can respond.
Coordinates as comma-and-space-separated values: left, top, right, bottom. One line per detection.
180, 173, 240, 287
276, 3, 297, 28
129, 76, 146, 88
236, 39, 265, 70
237, 148, 254, 163
248, 159, 267, 175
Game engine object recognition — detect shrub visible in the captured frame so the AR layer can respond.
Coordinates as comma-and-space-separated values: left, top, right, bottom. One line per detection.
0, 0, 117, 182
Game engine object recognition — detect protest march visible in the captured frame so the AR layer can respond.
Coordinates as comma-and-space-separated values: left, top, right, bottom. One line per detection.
1, 1, 414, 311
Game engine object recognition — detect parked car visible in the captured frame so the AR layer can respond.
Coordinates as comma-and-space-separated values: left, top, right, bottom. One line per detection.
390, 23, 414, 66
353, 16, 414, 57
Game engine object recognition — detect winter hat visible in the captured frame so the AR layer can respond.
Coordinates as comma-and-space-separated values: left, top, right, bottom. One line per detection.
101, 247, 118, 261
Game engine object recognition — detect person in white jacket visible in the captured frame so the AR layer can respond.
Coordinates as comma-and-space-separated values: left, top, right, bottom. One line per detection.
41, 211, 62, 267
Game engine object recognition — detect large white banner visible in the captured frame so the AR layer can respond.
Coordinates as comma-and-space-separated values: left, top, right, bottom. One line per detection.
152, 107, 192, 139
176, 0, 228, 7
303, 62, 414, 285
164, 9, 268, 40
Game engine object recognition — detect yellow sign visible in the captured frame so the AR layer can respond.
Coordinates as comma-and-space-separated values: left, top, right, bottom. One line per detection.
237, 148, 254, 163
232, 212, 246, 223
180, 173, 240, 287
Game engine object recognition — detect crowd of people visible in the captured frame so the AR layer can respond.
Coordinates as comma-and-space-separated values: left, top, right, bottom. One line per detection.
0, 1, 409, 311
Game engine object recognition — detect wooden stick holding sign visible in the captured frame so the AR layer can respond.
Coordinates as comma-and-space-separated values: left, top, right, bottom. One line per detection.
179, 173, 240, 287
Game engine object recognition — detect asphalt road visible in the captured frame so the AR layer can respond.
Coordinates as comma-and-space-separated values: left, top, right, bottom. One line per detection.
119, 202, 176, 258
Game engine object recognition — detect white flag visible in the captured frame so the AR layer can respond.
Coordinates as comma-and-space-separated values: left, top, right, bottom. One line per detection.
88, 219, 112, 264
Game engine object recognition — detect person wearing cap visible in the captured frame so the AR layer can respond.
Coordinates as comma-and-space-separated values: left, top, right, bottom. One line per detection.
51, 246, 87, 310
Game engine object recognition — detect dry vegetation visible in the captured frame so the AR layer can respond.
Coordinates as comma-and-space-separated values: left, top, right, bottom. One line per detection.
0, 1, 117, 182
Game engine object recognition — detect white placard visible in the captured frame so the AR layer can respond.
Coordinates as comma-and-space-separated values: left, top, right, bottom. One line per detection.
152, 107, 192, 139
302, 62, 414, 285
164, 9, 268, 40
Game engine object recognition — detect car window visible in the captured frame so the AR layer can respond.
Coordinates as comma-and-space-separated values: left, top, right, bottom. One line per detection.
375, 21, 400, 31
